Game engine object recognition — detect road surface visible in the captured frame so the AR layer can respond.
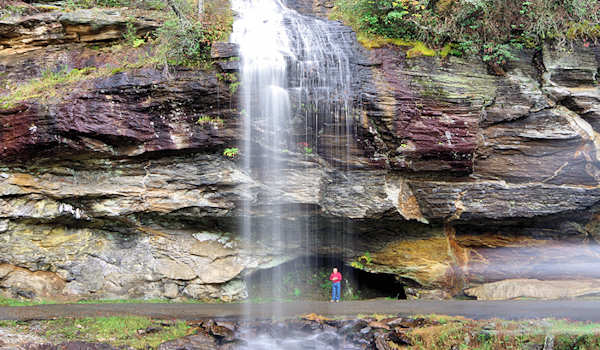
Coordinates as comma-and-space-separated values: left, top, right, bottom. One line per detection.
2, 300, 600, 321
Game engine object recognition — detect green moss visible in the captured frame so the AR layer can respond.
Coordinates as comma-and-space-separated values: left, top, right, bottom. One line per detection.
440, 43, 452, 58
357, 33, 437, 58
357, 33, 414, 49
406, 41, 436, 58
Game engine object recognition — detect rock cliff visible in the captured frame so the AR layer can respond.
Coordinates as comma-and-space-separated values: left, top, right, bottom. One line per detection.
0, 4, 599, 301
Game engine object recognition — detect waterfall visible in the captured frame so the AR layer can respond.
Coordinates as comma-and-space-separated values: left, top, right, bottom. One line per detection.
231, 0, 358, 316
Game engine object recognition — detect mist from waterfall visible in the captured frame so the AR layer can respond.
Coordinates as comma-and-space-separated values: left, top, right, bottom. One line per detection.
231, 0, 358, 319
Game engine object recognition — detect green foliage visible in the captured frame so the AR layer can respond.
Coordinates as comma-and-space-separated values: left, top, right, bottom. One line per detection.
216, 72, 240, 93
156, 0, 233, 67
132, 38, 146, 47
333, 0, 424, 40
223, 147, 239, 158
350, 252, 372, 270
332, 0, 600, 66
482, 43, 519, 65
196, 115, 224, 126
156, 19, 207, 66
229, 80, 240, 94
443, 41, 478, 57
123, 18, 146, 48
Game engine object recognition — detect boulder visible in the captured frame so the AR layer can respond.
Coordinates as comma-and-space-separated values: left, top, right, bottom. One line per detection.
155, 259, 196, 281
157, 334, 217, 350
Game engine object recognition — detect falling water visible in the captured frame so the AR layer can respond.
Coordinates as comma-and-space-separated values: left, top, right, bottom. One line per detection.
231, 0, 359, 318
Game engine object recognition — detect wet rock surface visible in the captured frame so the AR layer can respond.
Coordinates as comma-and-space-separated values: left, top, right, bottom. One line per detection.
0, 1, 600, 301
222, 315, 431, 349
0, 316, 435, 350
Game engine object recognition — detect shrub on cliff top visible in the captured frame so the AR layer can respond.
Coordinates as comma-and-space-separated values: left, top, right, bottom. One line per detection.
155, 0, 232, 66
332, 0, 600, 60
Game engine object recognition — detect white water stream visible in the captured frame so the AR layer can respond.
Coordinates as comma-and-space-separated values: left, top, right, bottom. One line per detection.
231, 0, 358, 326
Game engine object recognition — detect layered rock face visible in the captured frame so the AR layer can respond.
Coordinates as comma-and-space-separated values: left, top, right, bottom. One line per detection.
1, 4, 600, 301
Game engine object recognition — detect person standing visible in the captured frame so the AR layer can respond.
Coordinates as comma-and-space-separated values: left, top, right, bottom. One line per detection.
329, 267, 342, 302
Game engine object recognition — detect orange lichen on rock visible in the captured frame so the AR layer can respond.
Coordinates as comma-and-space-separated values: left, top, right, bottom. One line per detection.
370, 236, 457, 289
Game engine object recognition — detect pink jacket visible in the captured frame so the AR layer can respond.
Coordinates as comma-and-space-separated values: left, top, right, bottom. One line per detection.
329, 272, 342, 283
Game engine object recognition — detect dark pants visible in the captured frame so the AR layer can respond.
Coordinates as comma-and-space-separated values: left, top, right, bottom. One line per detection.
331, 282, 340, 301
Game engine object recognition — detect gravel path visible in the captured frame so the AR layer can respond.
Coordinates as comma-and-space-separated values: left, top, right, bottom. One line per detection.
2, 300, 600, 322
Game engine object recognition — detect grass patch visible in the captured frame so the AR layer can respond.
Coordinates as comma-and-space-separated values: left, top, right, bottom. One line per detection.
0, 56, 154, 109
41, 316, 189, 348
394, 315, 600, 350
0, 295, 58, 306
0, 67, 95, 109
0, 316, 190, 348
547, 319, 600, 335
0, 320, 18, 327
